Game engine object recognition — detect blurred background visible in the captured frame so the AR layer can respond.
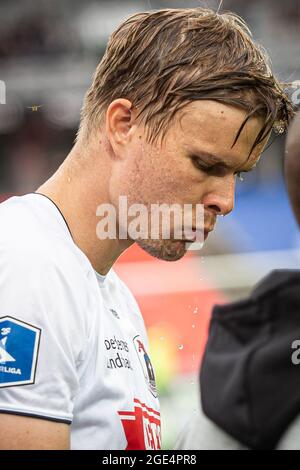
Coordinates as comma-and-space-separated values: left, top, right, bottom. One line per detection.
0, 0, 299, 449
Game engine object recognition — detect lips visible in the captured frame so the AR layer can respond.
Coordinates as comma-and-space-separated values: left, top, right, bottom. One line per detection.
183, 226, 213, 242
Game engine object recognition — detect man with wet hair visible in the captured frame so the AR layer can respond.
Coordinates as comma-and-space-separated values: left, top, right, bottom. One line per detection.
0, 8, 293, 449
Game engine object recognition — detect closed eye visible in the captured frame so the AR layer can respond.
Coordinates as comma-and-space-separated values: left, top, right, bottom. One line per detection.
191, 156, 228, 177
191, 155, 257, 181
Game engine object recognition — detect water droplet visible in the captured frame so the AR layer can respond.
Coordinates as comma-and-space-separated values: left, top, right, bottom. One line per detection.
190, 380, 194, 385
192, 324, 195, 328
193, 307, 198, 314
160, 336, 164, 341
178, 344, 184, 350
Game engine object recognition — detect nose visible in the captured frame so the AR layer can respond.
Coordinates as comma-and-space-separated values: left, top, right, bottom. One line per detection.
202, 174, 235, 217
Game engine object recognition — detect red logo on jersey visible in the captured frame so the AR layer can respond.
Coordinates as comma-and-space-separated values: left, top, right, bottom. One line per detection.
118, 398, 161, 450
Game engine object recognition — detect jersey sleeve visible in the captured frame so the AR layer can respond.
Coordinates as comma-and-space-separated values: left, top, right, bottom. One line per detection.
0, 240, 87, 424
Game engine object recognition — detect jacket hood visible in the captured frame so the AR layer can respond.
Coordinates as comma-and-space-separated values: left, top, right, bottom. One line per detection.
200, 270, 300, 450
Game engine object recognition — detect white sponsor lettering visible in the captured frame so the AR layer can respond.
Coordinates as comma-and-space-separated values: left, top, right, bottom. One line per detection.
0, 365, 21, 375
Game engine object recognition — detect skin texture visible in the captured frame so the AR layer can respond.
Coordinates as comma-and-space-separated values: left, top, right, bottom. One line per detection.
0, 414, 69, 449
108, 100, 267, 261
285, 112, 300, 226
0, 99, 269, 450
37, 98, 267, 273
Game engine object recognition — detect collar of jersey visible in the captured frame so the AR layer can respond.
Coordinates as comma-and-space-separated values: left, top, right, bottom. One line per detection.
30, 192, 110, 285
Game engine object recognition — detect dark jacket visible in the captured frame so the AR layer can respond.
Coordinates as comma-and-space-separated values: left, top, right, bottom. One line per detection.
200, 270, 300, 450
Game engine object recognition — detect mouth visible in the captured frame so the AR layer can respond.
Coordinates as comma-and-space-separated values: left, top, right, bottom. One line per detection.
182, 226, 214, 242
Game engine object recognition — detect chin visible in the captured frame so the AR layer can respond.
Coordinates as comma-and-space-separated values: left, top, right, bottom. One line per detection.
136, 239, 188, 261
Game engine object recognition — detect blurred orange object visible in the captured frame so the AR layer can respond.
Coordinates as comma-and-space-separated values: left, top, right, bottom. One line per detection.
115, 244, 227, 374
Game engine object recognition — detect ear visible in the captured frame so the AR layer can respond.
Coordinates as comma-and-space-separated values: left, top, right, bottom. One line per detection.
105, 98, 136, 159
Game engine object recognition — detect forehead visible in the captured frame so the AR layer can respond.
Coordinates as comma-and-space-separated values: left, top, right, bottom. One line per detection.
172, 100, 267, 165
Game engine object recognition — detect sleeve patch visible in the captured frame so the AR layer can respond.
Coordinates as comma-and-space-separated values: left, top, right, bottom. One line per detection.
0, 316, 41, 388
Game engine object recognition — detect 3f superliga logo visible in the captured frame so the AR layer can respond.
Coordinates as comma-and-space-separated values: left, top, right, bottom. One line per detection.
0, 317, 41, 387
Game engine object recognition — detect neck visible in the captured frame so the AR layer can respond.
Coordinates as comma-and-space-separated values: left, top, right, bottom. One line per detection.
36, 141, 134, 275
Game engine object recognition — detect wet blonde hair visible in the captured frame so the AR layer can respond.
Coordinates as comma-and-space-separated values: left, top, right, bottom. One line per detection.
77, 7, 295, 152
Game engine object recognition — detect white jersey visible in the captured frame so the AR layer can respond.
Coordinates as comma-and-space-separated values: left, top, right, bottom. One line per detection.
0, 193, 161, 450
